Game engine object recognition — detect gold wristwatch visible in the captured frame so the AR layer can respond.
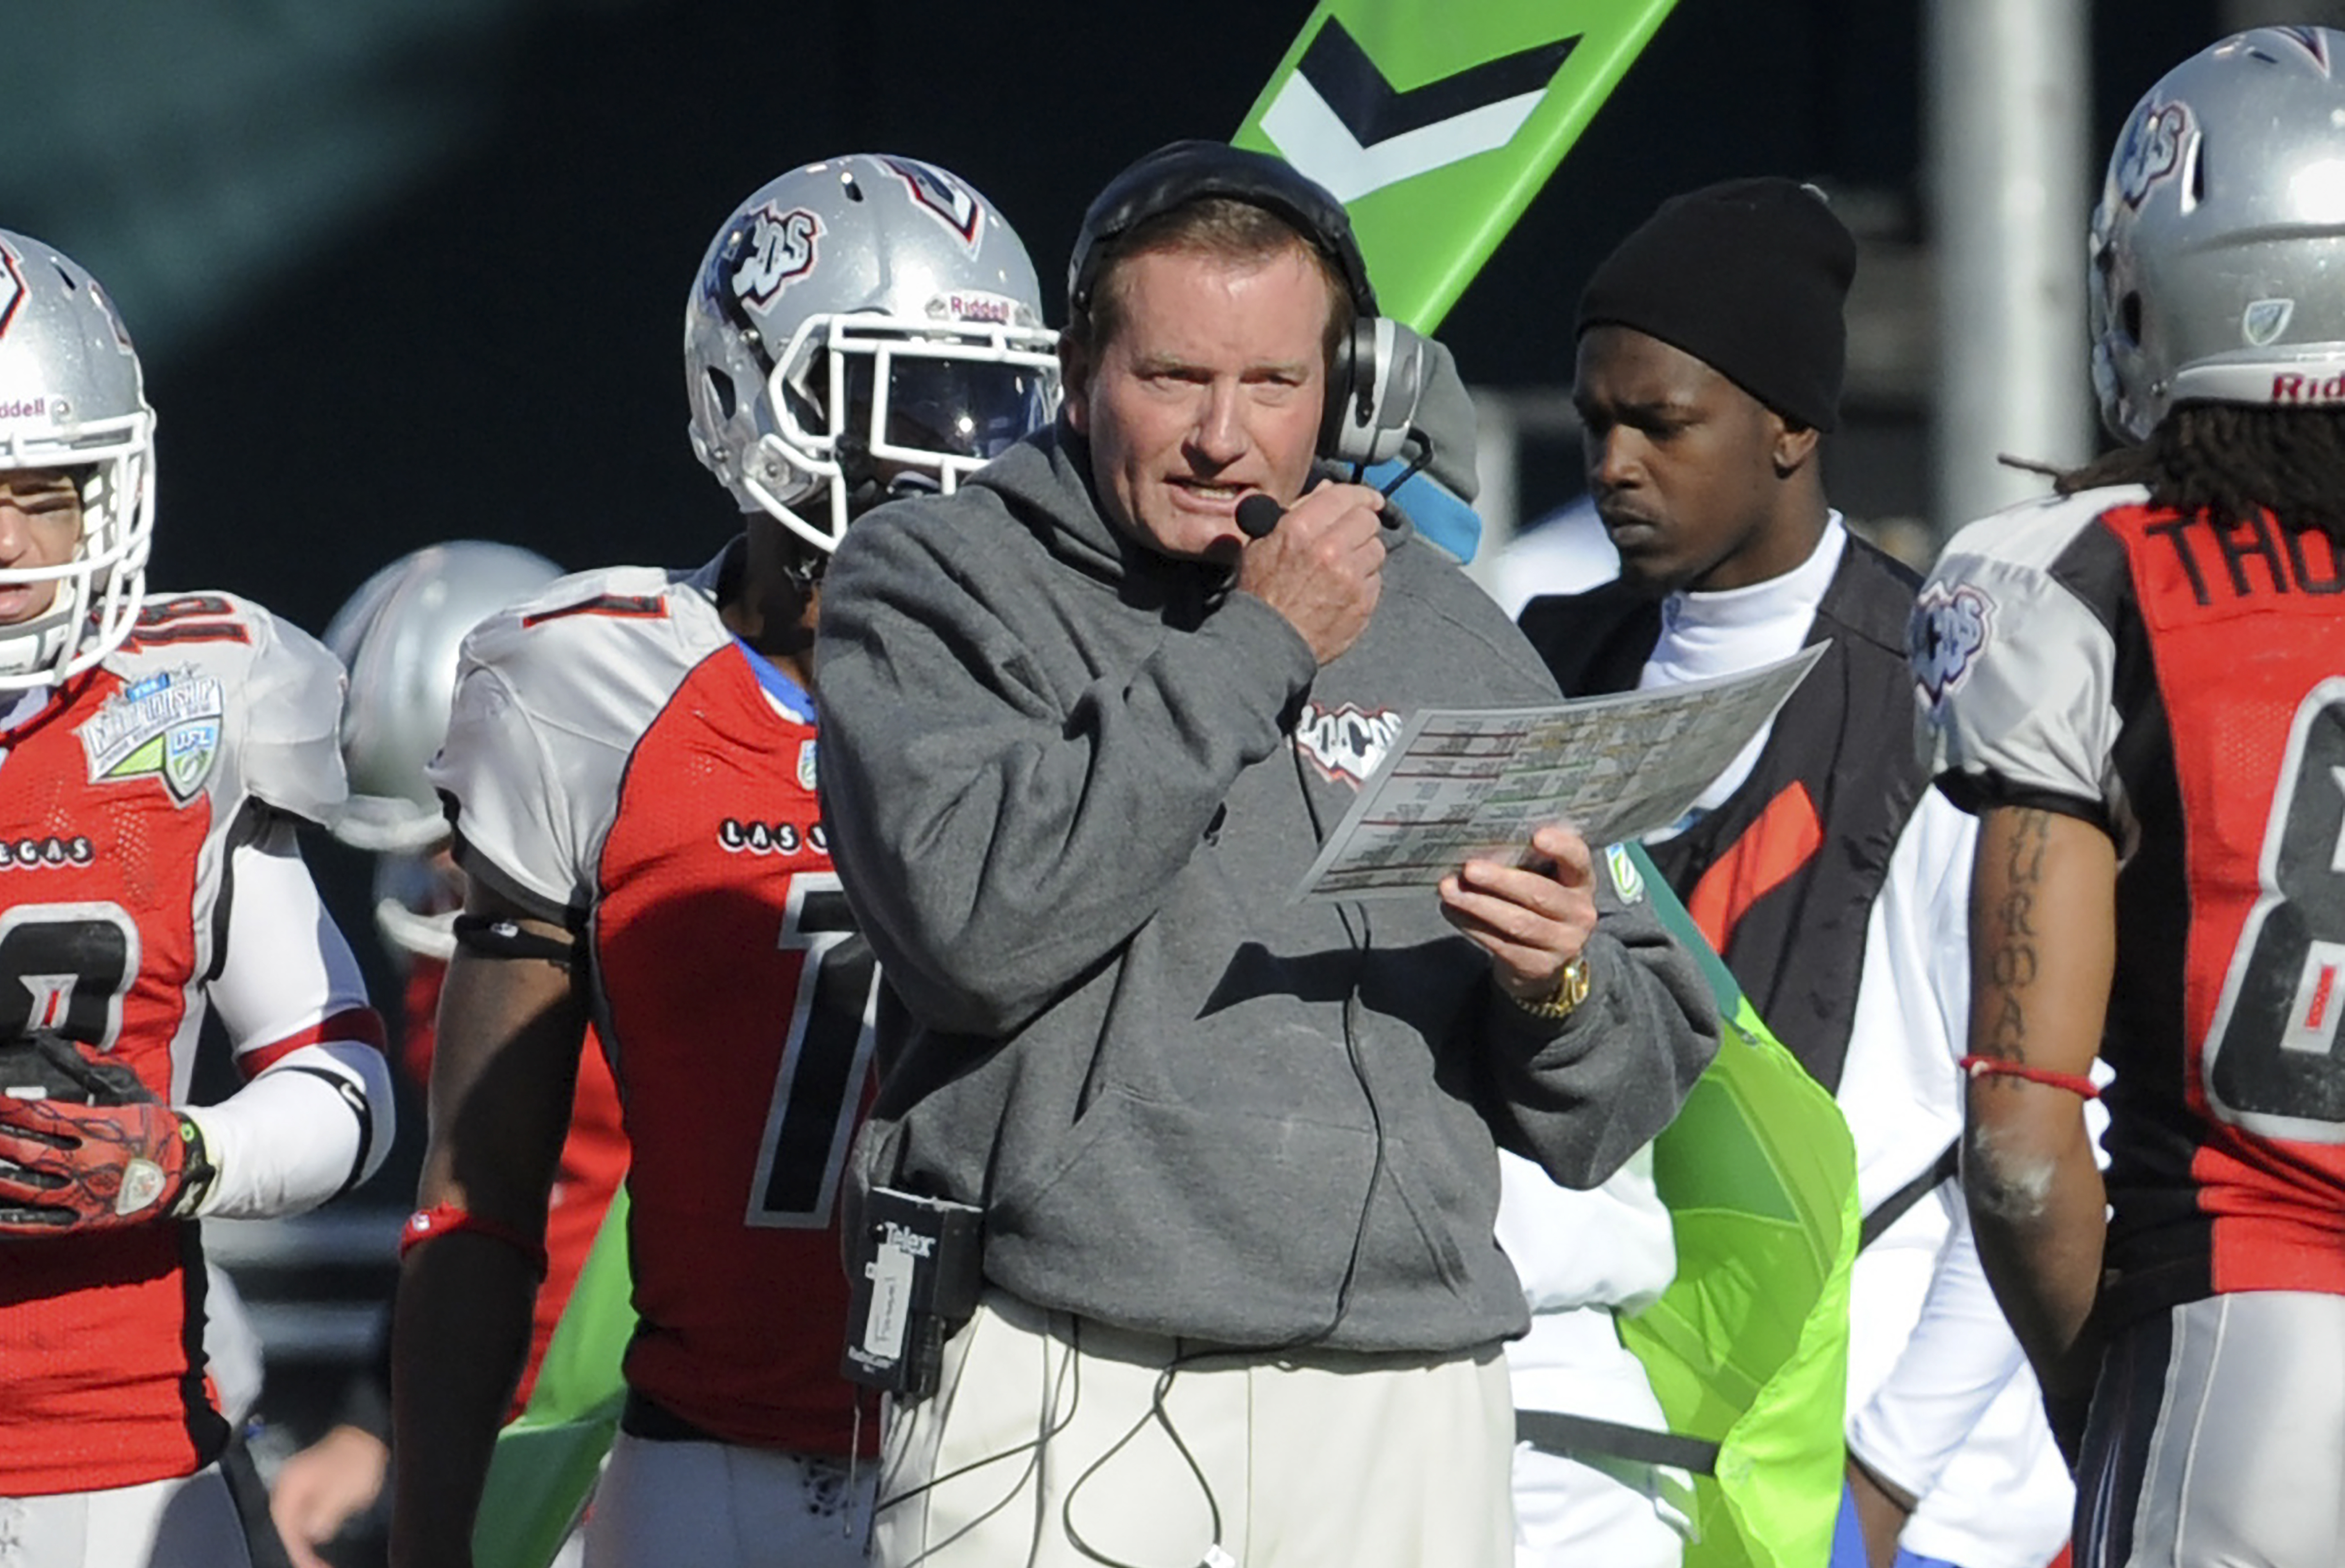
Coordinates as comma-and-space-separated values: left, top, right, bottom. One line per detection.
1510, 953, 1591, 1021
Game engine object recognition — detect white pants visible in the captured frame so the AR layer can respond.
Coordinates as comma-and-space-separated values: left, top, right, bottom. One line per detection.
874, 1289, 1513, 1568
583, 1432, 874, 1568
0, 1466, 249, 1568
2079, 1291, 2345, 1567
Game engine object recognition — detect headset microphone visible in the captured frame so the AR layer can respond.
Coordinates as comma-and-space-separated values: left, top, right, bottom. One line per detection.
1235, 493, 1283, 540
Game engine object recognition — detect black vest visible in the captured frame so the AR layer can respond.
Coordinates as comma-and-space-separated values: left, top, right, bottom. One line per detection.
1518, 536, 1928, 1093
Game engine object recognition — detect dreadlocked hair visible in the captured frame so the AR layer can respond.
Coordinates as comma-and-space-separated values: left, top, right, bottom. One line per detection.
2058, 403, 2345, 544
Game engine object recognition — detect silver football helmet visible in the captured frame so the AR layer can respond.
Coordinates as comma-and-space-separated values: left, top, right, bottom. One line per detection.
2091, 27, 2345, 440
684, 154, 1058, 556
323, 540, 562, 856
0, 230, 153, 690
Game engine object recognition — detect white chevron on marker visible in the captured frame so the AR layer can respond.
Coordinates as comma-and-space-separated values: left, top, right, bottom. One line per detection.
1258, 72, 1547, 204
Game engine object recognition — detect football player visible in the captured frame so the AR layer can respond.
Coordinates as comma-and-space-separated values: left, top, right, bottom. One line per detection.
1915, 27, 2345, 1566
0, 228, 395, 1566
387, 155, 1058, 1568
272, 540, 628, 1568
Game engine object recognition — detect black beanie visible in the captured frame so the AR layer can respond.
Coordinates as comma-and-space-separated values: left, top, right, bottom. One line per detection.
1576, 177, 1856, 432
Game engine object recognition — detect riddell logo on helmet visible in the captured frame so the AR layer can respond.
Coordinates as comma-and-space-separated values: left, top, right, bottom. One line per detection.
0, 396, 47, 421
934, 291, 1018, 325
2268, 371, 2345, 405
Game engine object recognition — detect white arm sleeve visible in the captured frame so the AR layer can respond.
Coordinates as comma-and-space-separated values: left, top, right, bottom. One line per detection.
184, 818, 394, 1218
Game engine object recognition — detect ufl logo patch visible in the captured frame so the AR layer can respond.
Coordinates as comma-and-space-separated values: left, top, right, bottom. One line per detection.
1604, 844, 1645, 905
2244, 298, 2295, 348
1908, 581, 1994, 708
1294, 701, 1402, 787
77, 668, 226, 803
730, 204, 823, 306
878, 157, 983, 250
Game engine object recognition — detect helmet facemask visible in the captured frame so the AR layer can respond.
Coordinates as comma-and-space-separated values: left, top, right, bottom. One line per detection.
0, 435, 152, 692
683, 155, 1061, 561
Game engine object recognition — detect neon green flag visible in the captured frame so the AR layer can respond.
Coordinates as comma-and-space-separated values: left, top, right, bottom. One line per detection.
1625, 854, 1857, 1568
1234, 0, 1682, 331
473, 1185, 636, 1568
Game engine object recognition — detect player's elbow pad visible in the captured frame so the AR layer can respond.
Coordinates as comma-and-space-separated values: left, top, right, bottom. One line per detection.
182, 1040, 397, 1219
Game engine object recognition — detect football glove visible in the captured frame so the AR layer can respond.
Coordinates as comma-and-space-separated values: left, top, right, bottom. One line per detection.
0, 1037, 215, 1233
0, 1030, 154, 1107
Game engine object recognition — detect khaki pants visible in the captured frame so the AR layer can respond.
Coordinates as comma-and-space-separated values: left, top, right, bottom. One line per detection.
874, 1289, 1513, 1568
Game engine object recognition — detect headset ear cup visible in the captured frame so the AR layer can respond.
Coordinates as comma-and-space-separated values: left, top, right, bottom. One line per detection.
1323, 315, 1387, 465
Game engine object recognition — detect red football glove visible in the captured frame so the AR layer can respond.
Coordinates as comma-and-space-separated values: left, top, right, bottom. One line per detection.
0, 1095, 215, 1234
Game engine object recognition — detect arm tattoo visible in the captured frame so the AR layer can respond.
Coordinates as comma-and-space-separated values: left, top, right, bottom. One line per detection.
1980, 809, 2054, 1064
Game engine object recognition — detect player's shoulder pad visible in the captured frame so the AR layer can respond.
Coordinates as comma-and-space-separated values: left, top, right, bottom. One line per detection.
449, 561, 729, 753
111, 590, 350, 821
1935, 483, 2146, 578
457, 562, 706, 672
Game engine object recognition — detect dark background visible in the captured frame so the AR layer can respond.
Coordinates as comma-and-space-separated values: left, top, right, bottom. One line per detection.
5, 0, 2238, 636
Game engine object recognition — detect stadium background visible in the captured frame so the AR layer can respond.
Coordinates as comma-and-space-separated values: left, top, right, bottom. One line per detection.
0, 0, 2307, 1542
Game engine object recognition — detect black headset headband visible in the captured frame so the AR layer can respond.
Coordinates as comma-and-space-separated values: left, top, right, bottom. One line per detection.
1066, 141, 1378, 319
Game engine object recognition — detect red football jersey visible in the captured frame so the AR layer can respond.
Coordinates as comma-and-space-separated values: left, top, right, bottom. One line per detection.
1923, 492, 2345, 1314
431, 549, 874, 1455
1, 592, 376, 1494
2105, 503, 2345, 1296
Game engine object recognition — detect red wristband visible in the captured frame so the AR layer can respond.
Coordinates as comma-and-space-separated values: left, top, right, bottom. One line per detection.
400, 1201, 550, 1276
1958, 1055, 2101, 1100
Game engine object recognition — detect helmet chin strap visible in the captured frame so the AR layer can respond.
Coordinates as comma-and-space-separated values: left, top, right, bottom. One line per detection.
0, 607, 77, 688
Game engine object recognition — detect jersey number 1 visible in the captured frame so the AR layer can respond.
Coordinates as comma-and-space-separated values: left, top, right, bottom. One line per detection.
745, 873, 879, 1228
2204, 678, 2345, 1144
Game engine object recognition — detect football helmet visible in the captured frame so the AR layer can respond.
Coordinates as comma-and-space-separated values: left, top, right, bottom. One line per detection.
323, 540, 562, 856
0, 230, 153, 690
2091, 27, 2345, 440
684, 154, 1058, 556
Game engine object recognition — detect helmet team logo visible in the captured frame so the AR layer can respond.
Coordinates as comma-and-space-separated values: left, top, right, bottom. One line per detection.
77, 669, 226, 803
2115, 98, 2191, 209
879, 157, 984, 251
1909, 582, 1995, 708
2272, 26, 2333, 72
1295, 701, 1403, 787
730, 205, 823, 306
0, 246, 22, 341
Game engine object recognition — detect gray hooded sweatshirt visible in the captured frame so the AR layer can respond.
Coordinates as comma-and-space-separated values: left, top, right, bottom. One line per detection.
816, 423, 1718, 1356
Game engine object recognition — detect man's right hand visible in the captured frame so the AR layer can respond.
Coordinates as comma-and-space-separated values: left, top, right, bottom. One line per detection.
1233, 481, 1386, 665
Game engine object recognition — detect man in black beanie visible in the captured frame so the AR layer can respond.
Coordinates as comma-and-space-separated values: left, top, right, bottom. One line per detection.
1510, 179, 2076, 1568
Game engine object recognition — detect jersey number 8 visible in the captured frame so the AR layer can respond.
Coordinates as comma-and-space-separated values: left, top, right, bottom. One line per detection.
2204, 678, 2345, 1144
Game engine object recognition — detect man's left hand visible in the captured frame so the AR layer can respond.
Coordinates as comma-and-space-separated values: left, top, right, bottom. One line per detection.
1438, 823, 1597, 1004
0, 1096, 212, 1234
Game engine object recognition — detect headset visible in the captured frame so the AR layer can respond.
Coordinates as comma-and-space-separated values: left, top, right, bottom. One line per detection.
1065, 140, 1429, 470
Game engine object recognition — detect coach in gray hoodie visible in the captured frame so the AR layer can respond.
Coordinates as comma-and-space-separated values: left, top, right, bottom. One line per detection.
816, 143, 1717, 1568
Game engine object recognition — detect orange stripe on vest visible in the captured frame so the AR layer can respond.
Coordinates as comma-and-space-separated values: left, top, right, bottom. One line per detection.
1685, 780, 1824, 953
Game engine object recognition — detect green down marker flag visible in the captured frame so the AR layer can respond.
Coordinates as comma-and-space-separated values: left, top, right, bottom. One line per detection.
1241, 7, 1857, 1566
1234, 0, 1679, 332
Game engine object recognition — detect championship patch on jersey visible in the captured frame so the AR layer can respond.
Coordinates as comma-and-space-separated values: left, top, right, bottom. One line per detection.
77, 668, 226, 803
1908, 580, 1995, 708
1294, 701, 1402, 787
1604, 842, 1645, 904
